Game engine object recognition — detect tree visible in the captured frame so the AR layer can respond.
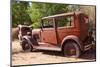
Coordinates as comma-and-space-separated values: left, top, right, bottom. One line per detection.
12, 1, 86, 28
27, 2, 77, 28
12, 1, 32, 27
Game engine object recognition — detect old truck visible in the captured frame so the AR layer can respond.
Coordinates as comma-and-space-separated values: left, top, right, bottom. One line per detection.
18, 11, 94, 58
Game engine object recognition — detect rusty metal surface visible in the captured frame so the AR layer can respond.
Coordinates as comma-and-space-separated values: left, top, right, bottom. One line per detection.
40, 28, 58, 44
40, 12, 89, 47
19, 12, 89, 51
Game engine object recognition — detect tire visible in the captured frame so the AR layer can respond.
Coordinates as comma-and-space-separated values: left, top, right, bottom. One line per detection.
21, 39, 33, 52
63, 41, 81, 58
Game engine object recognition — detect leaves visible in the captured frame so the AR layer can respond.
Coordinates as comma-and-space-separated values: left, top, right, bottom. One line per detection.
12, 1, 95, 29
27, 2, 77, 28
12, 1, 32, 27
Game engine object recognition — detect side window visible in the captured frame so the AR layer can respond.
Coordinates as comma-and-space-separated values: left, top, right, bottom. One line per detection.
56, 16, 74, 27
42, 18, 54, 28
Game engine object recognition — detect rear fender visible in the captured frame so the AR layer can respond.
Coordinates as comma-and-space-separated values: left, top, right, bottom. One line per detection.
61, 35, 83, 51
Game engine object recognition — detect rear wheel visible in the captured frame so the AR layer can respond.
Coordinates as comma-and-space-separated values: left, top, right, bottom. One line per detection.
21, 39, 33, 52
63, 41, 81, 58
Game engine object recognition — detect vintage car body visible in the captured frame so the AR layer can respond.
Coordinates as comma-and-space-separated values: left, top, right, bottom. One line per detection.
18, 11, 94, 58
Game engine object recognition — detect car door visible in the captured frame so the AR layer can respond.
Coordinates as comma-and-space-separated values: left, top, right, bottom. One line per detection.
56, 15, 77, 44
40, 18, 58, 45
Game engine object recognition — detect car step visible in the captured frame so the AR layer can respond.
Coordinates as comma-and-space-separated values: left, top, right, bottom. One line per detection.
32, 45, 61, 51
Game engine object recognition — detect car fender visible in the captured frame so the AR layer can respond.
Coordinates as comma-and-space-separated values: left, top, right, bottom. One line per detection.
61, 35, 83, 51
22, 36, 33, 47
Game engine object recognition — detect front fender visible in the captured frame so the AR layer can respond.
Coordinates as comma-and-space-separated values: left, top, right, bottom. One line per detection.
61, 35, 83, 51
22, 36, 33, 46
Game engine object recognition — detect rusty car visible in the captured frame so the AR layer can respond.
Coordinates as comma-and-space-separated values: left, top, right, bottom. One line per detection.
18, 11, 95, 58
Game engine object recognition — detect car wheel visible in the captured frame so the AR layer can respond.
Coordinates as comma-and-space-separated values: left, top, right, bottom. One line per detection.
21, 39, 33, 52
63, 41, 81, 58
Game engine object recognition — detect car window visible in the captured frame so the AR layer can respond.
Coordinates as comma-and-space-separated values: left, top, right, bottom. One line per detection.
56, 16, 74, 27
42, 18, 54, 28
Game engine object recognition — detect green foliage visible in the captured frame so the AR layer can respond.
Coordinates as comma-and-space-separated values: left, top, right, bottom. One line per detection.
32, 22, 41, 28
27, 2, 77, 28
12, 1, 32, 27
12, 1, 95, 29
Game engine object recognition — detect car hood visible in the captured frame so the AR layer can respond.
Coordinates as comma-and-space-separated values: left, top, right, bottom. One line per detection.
32, 29, 41, 35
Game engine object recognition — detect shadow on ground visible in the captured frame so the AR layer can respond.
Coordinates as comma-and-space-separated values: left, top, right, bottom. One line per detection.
33, 49, 96, 60
80, 50, 96, 60
12, 45, 96, 61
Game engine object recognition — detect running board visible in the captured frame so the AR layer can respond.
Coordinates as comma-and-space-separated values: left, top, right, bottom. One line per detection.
32, 45, 61, 51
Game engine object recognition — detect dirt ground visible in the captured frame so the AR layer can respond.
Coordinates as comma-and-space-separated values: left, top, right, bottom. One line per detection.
12, 40, 96, 66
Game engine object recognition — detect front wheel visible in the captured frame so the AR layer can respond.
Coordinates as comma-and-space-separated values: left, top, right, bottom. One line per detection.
63, 41, 81, 58
21, 39, 33, 52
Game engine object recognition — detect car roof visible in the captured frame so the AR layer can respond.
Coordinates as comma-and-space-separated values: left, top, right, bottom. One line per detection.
42, 11, 83, 20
